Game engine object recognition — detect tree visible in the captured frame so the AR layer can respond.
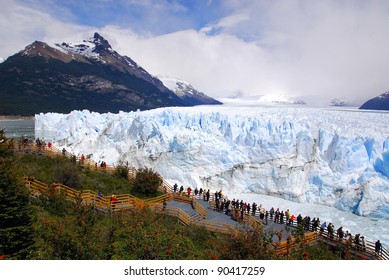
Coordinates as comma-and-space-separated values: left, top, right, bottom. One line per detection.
132, 167, 163, 196
0, 158, 35, 259
0, 129, 13, 158
113, 163, 129, 180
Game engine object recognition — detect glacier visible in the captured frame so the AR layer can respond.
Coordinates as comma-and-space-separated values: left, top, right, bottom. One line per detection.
35, 104, 389, 223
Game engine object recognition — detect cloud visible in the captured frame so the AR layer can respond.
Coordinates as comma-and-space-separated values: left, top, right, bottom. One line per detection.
1, 0, 389, 105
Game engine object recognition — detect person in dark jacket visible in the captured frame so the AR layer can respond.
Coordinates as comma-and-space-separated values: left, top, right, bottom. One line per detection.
375, 240, 382, 255
337, 226, 344, 240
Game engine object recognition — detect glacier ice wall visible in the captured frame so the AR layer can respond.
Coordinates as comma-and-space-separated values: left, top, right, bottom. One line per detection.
35, 106, 389, 219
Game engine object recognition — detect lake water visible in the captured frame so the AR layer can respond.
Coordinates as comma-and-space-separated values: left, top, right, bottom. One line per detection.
0, 119, 35, 139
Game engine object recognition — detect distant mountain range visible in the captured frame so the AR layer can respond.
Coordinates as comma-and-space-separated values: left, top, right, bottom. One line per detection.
359, 91, 389, 111
0, 33, 221, 116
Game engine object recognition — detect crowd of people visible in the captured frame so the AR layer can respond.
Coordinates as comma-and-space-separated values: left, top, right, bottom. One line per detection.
172, 183, 384, 256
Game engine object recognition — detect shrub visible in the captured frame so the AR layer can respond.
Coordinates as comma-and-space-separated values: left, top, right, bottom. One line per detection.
132, 167, 162, 197
52, 161, 80, 189
113, 163, 129, 180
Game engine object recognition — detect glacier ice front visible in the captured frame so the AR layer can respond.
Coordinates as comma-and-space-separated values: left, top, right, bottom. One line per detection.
35, 105, 389, 219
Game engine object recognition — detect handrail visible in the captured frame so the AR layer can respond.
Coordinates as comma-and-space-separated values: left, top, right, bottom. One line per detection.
154, 204, 191, 226
193, 219, 235, 235
143, 193, 173, 205
13, 141, 388, 260
242, 213, 263, 232
172, 193, 193, 204
192, 197, 207, 219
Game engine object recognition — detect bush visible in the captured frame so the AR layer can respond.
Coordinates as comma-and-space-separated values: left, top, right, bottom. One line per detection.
132, 167, 162, 197
52, 161, 80, 189
113, 163, 129, 180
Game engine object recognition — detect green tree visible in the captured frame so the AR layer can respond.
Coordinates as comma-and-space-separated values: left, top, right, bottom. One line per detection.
0, 158, 35, 259
113, 163, 129, 180
0, 130, 13, 158
132, 167, 162, 197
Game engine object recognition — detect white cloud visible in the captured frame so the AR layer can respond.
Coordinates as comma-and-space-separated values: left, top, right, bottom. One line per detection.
1, 0, 389, 106
200, 9, 250, 35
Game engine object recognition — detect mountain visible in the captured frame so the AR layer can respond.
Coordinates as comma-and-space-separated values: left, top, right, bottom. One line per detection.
257, 94, 306, 105
158, 76, 222, 106
330, 98, 348, 107
359, 92, 389, 110
0, 33, 214, 116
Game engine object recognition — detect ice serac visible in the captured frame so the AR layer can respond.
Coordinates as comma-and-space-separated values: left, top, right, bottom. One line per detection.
35, 106, 389, 219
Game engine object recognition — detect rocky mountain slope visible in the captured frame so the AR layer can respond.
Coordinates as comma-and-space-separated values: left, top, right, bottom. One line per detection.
0, 33, 219, 115
359, 92, 389, 110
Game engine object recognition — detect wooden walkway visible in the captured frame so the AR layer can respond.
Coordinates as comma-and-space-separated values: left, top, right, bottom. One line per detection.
8, 140, 389, 260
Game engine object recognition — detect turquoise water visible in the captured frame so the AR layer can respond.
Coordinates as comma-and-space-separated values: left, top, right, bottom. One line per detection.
0, 119, 35, 139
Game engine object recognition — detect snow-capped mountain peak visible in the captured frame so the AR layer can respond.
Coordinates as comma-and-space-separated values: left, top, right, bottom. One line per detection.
158, 75, 222, 105
158, 76, 195, 96
56, 32, 113, 60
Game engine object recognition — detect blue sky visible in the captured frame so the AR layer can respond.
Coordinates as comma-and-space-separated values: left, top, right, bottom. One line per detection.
1, 0, 389, 105
19, 0, 230, 35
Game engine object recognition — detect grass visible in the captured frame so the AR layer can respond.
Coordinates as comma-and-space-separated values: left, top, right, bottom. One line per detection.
13, 153, 134, 196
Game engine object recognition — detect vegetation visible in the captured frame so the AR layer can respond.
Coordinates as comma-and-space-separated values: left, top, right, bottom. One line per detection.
0, 147, 343, 260
132, 167, 163, 197
0, 143, 35, 259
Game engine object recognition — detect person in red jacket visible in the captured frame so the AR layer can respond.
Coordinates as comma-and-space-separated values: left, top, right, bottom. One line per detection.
111, 194, 117, 211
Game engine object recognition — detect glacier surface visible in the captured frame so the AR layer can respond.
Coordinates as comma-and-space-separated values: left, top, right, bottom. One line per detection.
35, 104, 389, 223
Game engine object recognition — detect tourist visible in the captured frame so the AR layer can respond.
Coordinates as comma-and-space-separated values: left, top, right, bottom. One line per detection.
288, 215, 295, 226
252, 202, 257, 216
259, 211, 264, 222
111, 194, 117, 210
355, 233, 361, 249
163, 198, 167, 210
320, 221, 327, 234
361, 236, 366, 251
337, 226, 344, 240
269, 207, 274, 219
375, 240, 382, 255
285, 209, 290, 222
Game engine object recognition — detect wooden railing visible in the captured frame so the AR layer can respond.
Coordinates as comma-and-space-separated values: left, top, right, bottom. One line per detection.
242, 213, 263, 232
193, 219, 235, 235
15, 142, 389, 260
192, 197, 207, 219
315, 229, 389, 260
275, 231, 318, 256
143, 193, 173, 205
154, 205, 192, 226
